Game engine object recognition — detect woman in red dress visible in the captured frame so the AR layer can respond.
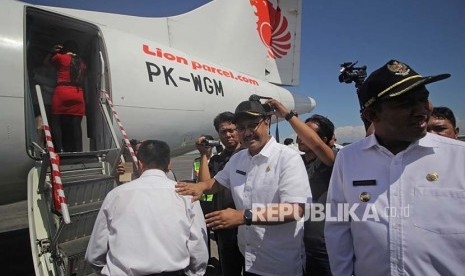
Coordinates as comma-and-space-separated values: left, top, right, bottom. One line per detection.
47, 40, 86, 152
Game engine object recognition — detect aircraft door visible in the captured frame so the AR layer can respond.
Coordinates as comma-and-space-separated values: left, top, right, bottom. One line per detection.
25, 8, 117, 156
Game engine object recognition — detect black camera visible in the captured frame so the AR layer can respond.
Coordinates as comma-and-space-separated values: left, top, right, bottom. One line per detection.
338, 61, 367, 88
338, 61, 372, 131
200, 139, 221, 147
262, 102, 275, 113
249, 94, 275, 113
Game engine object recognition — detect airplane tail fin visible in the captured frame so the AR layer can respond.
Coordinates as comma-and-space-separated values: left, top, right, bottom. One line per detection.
168, 0, 302, 85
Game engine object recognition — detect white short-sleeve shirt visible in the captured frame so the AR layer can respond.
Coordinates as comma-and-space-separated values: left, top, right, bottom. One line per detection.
325, 133, 465, 276
85, 169, 208, 276
215, 137, 311, 276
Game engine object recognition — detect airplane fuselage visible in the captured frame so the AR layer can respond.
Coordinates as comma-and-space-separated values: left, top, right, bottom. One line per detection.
0, 0, 314, 205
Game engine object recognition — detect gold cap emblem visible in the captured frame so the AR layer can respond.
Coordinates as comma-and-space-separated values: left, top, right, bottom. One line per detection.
359, 192, 371, 202
426, 172, 439, 182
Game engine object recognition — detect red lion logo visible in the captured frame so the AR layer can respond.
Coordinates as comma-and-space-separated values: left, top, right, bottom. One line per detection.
250, 0, 292, 59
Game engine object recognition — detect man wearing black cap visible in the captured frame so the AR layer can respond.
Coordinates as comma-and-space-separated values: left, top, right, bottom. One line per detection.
177, 100, 311, 276
325, 60, 465, 275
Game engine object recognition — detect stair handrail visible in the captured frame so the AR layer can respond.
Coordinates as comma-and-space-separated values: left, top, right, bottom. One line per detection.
100, 89, 139, 172
35, 85, 71, 224
99, 51, 139, 172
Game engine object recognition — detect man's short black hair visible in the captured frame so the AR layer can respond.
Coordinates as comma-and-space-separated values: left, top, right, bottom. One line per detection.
213, 112, 235, 132
431, 106, 456, 127
137, 140, 170, 171
305, 114, 335, 141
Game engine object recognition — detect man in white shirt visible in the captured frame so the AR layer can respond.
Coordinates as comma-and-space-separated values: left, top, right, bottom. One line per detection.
86, 140, 208, 276
177, 100, 311, 276
325, 60, 465, 275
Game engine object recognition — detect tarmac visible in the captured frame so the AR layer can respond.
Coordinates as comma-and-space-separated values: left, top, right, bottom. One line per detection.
0, 153, 222, 275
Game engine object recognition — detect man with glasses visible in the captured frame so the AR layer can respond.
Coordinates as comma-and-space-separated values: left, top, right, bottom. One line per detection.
196, 112, 243, 276
177, 100, 311, 276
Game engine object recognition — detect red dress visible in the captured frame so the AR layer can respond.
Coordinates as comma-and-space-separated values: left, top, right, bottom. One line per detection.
50, 53, 86, 116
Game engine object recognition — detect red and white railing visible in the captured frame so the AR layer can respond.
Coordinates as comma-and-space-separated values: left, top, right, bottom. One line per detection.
102, 90, 139, 171
35, 85, 70, 224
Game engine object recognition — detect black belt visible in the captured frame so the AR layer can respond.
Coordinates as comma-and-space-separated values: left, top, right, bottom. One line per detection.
146, 270, 184, 276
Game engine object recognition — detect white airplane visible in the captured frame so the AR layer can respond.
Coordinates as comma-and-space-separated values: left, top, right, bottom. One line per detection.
1, 0, 315, 275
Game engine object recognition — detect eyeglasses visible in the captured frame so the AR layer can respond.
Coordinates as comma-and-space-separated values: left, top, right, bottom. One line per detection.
236, 119, 264, 133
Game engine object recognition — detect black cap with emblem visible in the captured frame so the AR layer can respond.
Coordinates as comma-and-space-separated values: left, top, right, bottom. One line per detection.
234, 100, 267, 122
358, 60, 450, 110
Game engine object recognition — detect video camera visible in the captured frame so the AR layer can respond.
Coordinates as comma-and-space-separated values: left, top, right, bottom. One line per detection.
249, 94, 275, 113
338, 61, 371, 131
338, 61, 367, 88
199, 139, 221, 147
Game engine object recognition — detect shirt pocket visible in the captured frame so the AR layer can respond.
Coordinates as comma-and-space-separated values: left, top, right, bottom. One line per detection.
413, 187, 465, 234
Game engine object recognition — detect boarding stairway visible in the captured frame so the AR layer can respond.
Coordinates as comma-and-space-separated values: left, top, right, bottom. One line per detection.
51, 151, 116, 276
28, 84, 131, 276
32, 149, 120, 276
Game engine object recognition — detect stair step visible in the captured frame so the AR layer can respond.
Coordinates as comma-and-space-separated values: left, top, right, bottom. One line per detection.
58, 236, 96, 276
67, 201, 102, 216
58, 236, 90, 257
60, 168, 104, 180
55, 211, 98, 245
60, 173, 113, 185
59, 163, 103, 173
62, 176, 115, 209
58, 149, 110, 160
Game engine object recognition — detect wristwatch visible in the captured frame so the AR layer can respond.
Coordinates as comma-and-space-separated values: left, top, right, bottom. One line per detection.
243, 209, 253, 225
285, 110, 298, 121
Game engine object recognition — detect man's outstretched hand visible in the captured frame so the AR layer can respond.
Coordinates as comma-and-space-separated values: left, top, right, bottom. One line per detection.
176, 182, 205, 202
205, 208, 245, 230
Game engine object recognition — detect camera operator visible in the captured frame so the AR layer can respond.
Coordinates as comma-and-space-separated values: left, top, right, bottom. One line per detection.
193, 134, 215, 226
195, 112, 243, 276
267, 98, 336, 276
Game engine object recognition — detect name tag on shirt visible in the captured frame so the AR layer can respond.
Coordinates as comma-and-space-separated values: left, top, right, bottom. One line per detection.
353, 180, 376, 186
236, 170, 246, 176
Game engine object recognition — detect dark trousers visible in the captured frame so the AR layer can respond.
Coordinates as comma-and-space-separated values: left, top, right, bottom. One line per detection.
216, 228, 243, 276
51, 114, 82, 152
305, 254, 332, 276
304, 215, 332, 276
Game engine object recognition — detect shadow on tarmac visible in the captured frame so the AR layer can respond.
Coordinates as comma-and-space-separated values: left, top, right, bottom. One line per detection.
0, 228, 34, 275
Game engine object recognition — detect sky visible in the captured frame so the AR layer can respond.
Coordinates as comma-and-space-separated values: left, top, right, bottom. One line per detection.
26, 0, 465, 143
